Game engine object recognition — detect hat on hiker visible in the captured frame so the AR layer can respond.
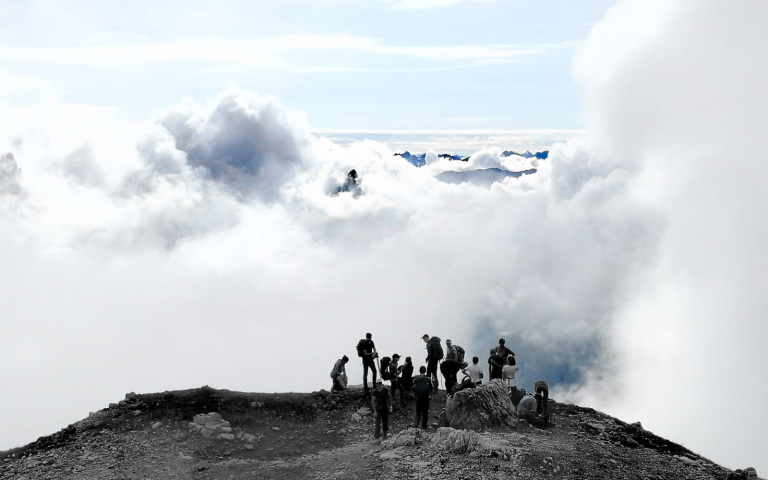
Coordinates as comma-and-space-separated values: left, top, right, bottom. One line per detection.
446, 339, 452, 344
392, 354, 400, 359
376, 379, 382, 384
422, 334, 429, 340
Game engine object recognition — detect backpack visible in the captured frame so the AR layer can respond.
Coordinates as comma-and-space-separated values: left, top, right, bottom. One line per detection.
454, 345, 465, 363
429, 342, 444, 361
356, 339, 365, 357
380, 357, 393, 380
413, 374, 430, 394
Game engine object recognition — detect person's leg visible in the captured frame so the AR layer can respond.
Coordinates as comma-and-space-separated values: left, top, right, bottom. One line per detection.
422, 396, 430, 429
382, 409, 389, 438
374, 411, 382, 439
370, 361, 377, 386
363, 362, 370, 392
542, 386, 549, 415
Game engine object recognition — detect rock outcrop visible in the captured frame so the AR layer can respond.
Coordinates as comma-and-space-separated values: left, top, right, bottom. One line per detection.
442, 380, 516, 430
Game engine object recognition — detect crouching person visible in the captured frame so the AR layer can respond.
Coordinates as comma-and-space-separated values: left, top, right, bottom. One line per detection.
371, 380, 392, 440
517, 394, 549, 428
330, 355, 349, 393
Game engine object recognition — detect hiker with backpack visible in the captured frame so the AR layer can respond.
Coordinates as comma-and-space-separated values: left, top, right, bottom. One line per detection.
412, 366, 433, 430
356, 333, 378, 396
370, 379, 392, 440
444, 339, 465, 363
329, 355, 349, 393
379, 354, 404, 407
389, 354, 405, 407
422, 333, 443, 390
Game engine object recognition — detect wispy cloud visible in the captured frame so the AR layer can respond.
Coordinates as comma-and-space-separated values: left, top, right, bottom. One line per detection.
0, 34, 567, 69
389, 0, 506, 10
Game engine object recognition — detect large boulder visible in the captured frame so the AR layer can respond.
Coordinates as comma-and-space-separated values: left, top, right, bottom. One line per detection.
443, 380, 516, 430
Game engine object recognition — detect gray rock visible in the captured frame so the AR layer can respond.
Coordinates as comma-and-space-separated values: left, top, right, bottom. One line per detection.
443, 381, 516, 430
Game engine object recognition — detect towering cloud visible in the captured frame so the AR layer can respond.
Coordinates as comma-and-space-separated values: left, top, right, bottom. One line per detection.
567, 0, 768, 473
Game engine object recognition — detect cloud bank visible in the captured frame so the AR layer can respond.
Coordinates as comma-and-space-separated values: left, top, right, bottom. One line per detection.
0, 85, 651, 454
2, 2, 767, 474
566, 0, 768, 473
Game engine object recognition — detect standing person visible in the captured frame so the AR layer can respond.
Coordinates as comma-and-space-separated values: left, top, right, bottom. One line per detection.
357, 333, 378, 396
422, 333, 443, 390
464, 356, 484, 386
330, 355, 349, 393
389, 354, 404, 407
399, 356, 414, 403
370, 380, 392, 440
488, 348, 505, 380
534, 379, 549, 415
496, 338, 514, 357
445, 339, 456, 360
503, 355, 523, 405
502, 355, 519, 392
412, 366, 433, 430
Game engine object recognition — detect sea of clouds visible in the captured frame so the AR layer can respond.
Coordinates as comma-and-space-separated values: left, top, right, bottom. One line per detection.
1, 0, 766, 474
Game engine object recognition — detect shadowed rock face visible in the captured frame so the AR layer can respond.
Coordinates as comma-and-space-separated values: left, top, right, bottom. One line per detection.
443, 380, 516, 430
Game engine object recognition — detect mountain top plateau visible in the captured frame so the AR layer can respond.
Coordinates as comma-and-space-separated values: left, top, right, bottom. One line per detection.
1, 383, 754, 480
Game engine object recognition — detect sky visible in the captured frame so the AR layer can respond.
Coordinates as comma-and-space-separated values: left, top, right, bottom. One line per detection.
1, 0, 767, 475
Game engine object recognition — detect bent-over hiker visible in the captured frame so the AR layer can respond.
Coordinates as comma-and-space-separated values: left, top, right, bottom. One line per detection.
440, 359, 466, 394
330, 355, 349, 392
517, 394, 548, 428
412, 366, 433, 430
371, 379, 392, 440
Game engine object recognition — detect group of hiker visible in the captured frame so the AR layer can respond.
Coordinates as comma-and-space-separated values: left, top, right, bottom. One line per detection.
329, 332, 552, 439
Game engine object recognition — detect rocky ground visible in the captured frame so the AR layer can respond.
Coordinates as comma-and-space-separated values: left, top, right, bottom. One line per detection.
0, 385, 746, 479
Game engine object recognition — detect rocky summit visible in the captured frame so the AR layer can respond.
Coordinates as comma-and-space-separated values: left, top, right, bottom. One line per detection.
0, 384, 748, 479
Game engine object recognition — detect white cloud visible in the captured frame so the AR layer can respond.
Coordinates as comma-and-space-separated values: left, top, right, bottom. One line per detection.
390, 0, 505, 10
0, 86, 649, 453
0, 34, 562, 69
564, 0, 768, 474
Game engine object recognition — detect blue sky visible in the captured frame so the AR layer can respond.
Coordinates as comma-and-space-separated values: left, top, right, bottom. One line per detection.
0, 0, 612, 132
